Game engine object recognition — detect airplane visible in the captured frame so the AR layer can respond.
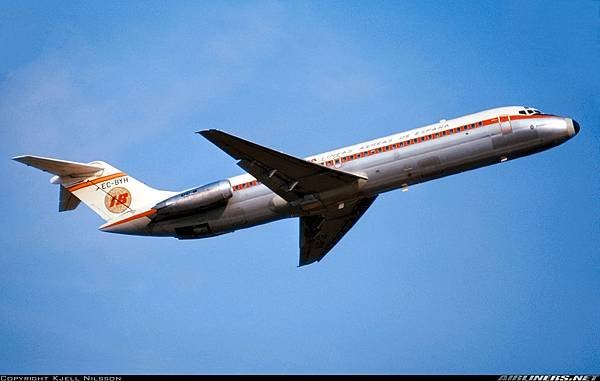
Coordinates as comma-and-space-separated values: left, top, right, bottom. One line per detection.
13, 106, 580, 266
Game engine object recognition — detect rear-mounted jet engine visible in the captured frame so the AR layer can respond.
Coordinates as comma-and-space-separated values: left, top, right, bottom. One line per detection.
151, 180, 232, 221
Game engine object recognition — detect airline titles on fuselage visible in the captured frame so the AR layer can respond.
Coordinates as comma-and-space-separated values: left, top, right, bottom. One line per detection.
310, 120, 455, 162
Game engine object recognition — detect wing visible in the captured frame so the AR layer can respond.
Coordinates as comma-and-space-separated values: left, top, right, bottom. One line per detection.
198, 129, 366, 202
299, 195, 377, 266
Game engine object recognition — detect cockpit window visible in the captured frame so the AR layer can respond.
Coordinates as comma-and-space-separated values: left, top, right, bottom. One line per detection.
519, 110, 527, 115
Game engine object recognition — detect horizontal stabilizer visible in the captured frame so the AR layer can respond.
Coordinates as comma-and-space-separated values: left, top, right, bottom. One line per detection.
12, 155, 103, 177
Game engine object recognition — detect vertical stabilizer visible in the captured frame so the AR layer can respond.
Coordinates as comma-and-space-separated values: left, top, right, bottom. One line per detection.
13, 155, 175, 222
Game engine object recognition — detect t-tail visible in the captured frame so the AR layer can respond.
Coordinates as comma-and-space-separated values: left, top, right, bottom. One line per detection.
12, 155, 176, 233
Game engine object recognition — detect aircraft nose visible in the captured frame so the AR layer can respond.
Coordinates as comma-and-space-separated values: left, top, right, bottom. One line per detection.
565, 118, 580, 138
572, 119, 580, 135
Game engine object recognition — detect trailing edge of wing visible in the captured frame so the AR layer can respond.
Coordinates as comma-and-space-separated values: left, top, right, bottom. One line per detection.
299, 195, 377, 266
198, 129, 366, 202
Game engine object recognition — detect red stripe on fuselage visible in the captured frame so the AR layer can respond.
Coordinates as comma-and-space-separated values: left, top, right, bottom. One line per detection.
103, 209, 157, 228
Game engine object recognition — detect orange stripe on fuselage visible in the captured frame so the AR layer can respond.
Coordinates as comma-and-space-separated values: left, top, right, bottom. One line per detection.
103, 209, 157, 228
67, 172, 127, 192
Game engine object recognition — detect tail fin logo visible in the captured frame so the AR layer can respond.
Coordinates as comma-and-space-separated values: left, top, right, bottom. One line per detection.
104, 187, 132, 213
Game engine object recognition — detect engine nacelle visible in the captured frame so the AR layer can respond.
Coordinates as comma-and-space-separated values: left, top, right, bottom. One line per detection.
153, 180, 232, 217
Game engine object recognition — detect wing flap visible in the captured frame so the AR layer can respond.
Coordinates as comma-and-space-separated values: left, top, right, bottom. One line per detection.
299, 195, 377, 266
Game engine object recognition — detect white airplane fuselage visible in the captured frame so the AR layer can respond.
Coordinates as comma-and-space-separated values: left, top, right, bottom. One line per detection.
99, 106, 579, 239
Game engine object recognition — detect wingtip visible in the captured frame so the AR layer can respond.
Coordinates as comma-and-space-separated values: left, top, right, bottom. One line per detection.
12, 155, 28, 163
298, 257, 319, 267
196, 129, 219, 136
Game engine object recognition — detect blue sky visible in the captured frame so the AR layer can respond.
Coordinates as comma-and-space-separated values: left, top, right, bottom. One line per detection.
1, 0, 598, 374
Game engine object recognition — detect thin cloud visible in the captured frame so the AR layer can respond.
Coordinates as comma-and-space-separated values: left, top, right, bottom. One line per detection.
0, 2, 286, 159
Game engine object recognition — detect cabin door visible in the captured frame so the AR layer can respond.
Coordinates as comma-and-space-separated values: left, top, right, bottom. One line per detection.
334, 157, 342, 169
498, 115, 513, 135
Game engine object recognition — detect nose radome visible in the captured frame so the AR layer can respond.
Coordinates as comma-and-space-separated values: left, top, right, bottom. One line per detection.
565, 118, 580, 138
572, 119, 581, 135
